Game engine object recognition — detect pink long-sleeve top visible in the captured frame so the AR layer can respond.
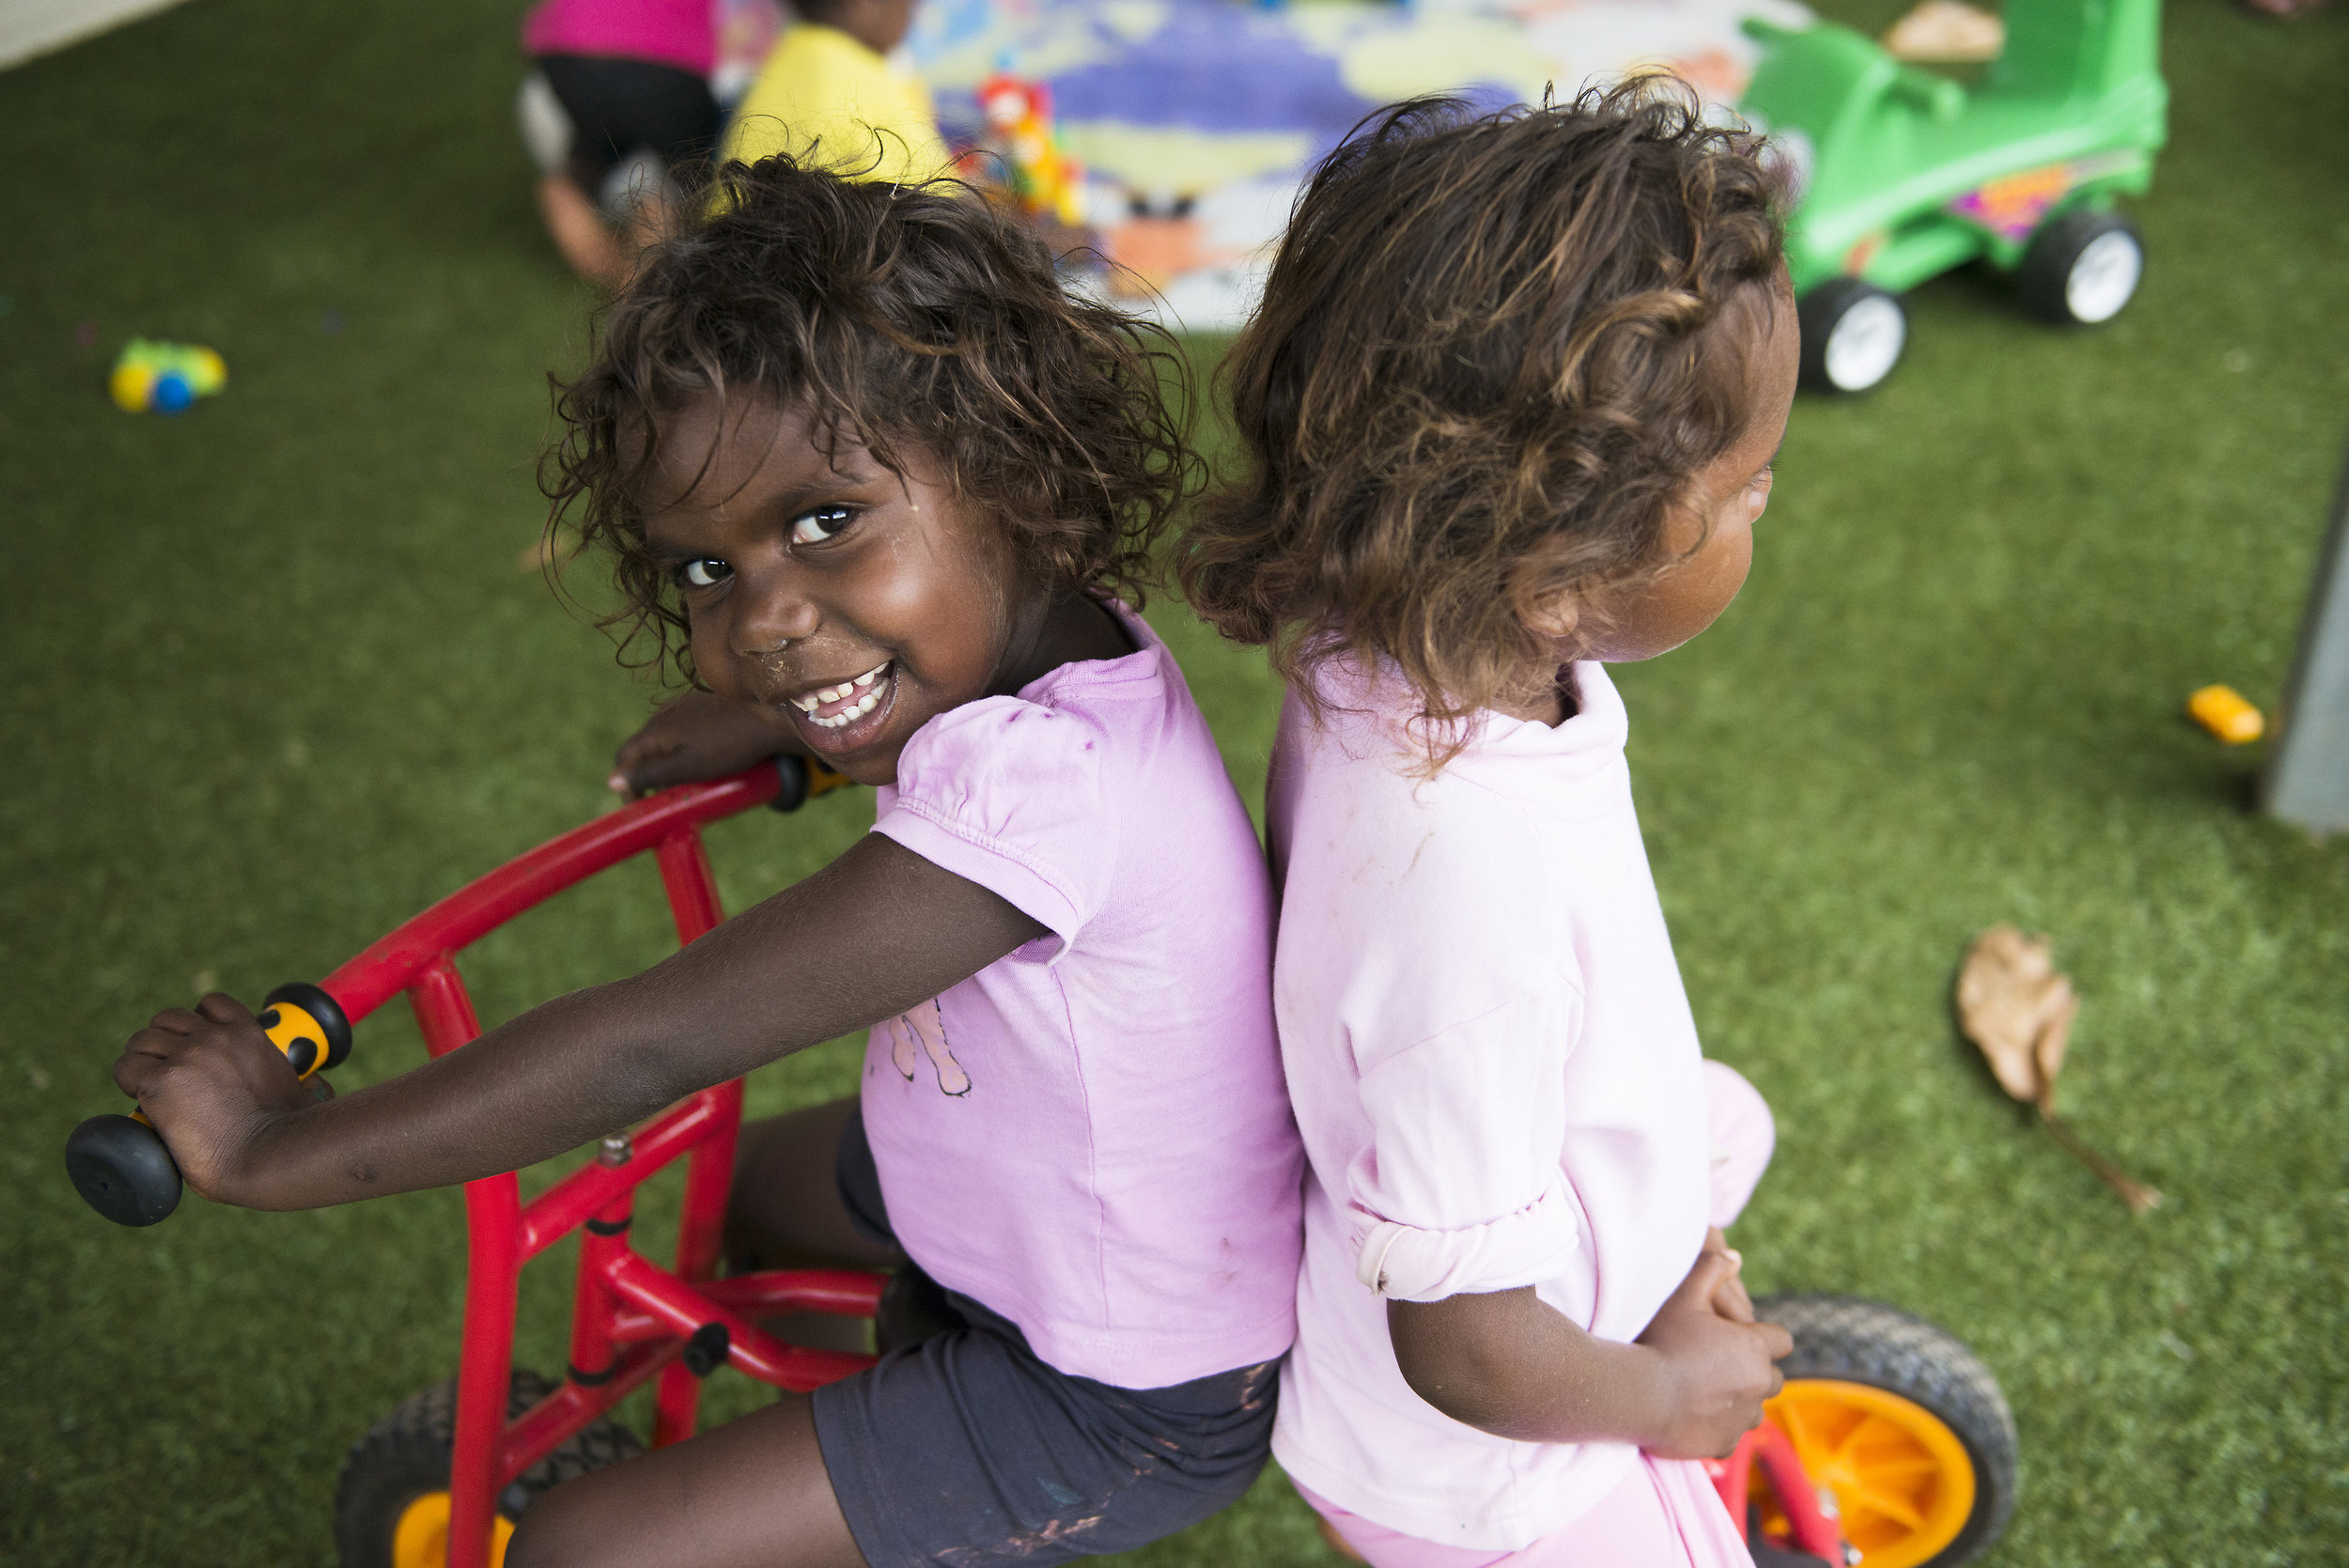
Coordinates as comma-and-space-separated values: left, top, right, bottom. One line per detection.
1265, 660, 1715, 1550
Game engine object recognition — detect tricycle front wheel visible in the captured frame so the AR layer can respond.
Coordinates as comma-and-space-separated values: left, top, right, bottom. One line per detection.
335, 1369, 642, 1568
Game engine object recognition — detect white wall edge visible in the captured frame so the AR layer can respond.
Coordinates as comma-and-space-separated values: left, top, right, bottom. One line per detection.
0, 0, 199, 72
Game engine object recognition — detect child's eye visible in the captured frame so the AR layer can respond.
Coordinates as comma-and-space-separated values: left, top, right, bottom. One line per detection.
675, 558, 731, 590
788, 505, 855, 546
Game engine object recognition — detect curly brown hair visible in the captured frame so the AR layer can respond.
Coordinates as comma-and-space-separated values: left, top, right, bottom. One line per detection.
543, 157, 1200, 683
1174, 83, 1784, 752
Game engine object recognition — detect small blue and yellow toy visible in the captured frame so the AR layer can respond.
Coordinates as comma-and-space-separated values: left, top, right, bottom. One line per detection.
109, 338, 226, 414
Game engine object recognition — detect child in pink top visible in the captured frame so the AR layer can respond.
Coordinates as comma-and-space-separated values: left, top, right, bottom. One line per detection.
114, 160, 1300, 1568
1178, 86, 1802, 1567
517, 0, 720, 285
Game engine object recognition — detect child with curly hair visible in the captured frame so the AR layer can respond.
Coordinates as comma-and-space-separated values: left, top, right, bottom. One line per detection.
112, 158, 1302, 1568
1176, 86, 1802, 1567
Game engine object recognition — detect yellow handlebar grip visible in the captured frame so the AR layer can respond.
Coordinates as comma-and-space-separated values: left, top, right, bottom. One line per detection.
257, 1001, 330, 1078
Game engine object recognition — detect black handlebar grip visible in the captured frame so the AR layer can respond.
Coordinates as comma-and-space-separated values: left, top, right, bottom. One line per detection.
65, 1113, 182, 1227
767, 753, 854, 815
769, 753, 814, 813
66, 979, 353, 1226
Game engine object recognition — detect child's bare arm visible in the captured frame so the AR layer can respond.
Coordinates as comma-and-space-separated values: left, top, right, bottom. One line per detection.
1386, 1241, 1791, 1458
112, 835, 1045, 1211
610, 690, 809, 796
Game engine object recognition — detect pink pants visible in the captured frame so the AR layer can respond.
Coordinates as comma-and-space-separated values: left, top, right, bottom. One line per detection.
1299, 1061, 1775, 1568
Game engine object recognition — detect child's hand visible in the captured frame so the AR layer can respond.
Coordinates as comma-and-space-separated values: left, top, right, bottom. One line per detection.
112, 994, 318, 1206
1635, 1240, 1793, 1460
611, 691, 794, 797
1703, 1226, 1756, 1323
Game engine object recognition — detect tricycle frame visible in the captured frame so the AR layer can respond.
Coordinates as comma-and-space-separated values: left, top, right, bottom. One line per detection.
311, 764, 884, 1568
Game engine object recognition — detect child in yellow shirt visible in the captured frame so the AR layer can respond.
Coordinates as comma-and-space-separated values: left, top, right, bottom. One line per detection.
722, 0, 951, 183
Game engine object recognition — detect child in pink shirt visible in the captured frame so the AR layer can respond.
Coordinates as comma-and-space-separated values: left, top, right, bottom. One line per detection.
1178, 86, 1802, 1567
517, 0, 720, 284
113, 160, 1300, 1568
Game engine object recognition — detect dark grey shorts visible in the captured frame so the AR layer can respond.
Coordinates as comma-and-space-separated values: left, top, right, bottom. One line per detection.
811, 1109, 1281, 1568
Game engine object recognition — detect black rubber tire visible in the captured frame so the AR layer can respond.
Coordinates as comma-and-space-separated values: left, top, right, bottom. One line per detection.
2015, 209, 2144, 326
334, 1368, 644, 1568
1753, 1294, 2019, 1568
1797, 278, 1907, 395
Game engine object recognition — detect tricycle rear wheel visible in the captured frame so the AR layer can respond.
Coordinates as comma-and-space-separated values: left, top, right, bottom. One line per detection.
335, 1369, 643, 1568
1752, 1295, 2018, 1568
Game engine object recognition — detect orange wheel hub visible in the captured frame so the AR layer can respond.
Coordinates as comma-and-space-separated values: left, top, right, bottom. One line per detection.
390, 1490, 516, 1568
1758, 1378, 1977, 1568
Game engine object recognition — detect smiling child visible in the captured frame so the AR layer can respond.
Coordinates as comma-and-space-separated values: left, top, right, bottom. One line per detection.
112, 158, 1302, 1568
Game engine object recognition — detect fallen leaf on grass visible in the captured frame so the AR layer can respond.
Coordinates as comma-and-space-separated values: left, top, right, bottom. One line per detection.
1956, 926, 2162, 1214
1954, 926, 2075, 1102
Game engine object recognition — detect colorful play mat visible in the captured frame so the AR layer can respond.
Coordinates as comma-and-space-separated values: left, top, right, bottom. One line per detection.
717, 0, 1812, 328
815, 0, 1812, 327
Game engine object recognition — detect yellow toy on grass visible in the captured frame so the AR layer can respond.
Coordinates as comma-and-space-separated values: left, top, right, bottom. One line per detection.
2186, 684, 2263, 743
110, 338, 226, 414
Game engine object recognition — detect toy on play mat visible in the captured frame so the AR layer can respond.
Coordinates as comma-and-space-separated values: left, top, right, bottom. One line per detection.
970, 67, 1085, 226
1882, 0, 2005, 63
110, 338, 226, 414
1741, 0, 2168, 394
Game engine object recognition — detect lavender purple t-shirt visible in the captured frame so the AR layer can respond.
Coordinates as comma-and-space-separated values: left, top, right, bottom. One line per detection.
862, 604, 1304, 1389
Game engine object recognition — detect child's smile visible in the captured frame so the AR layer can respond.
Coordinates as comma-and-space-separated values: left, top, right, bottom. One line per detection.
787, 660, 893, 731
640, 396, 1126, 785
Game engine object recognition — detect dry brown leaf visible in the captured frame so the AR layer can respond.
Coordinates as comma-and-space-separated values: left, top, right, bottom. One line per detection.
1955, 926, 2162, 1214
1955, 925, 2074, 1104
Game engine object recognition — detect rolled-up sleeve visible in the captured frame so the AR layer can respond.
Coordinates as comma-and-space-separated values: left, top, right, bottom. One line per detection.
1342, 984, 1584, 1302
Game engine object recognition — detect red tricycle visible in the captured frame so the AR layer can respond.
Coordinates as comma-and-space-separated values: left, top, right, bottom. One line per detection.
67, 759, 2018, 1568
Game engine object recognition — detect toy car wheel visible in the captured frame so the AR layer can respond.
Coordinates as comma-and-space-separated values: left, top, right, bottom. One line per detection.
1797, 279, 1906, 394
2016, 210, 2143, 326
334, 1368, 643, 1568
1751, 1295, 2018, 1568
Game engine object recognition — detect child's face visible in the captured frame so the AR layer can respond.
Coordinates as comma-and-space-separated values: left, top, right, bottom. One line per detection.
1578, 272, 1799, 665
640, 396, 1035, 786
836, 0, 918, 54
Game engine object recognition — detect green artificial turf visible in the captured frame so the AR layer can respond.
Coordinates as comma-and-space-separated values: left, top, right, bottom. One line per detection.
3, 0, 2345, 1562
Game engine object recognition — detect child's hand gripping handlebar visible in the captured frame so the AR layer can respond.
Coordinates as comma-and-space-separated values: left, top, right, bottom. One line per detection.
64, 982, 352, 1226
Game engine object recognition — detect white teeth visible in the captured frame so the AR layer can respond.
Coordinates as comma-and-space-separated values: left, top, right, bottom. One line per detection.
793, 663, 890, 728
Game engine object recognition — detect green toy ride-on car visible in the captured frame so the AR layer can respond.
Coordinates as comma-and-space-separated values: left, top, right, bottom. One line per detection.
1738, 0, 2168, 393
